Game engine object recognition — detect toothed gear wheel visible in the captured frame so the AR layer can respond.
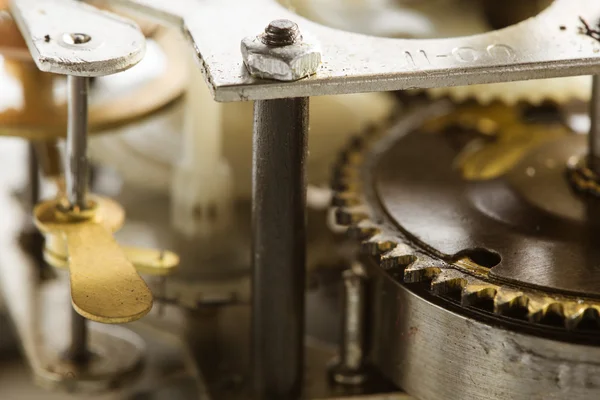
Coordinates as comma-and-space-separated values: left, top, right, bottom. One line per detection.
427, 76, 591, 106
331, 99, 600, 333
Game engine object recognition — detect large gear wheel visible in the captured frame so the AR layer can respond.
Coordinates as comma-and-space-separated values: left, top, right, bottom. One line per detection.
331, 99, 600, 332
427, 76, 591, 106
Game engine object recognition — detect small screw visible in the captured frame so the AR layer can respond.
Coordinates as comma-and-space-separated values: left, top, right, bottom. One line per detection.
260, 19, 301, 47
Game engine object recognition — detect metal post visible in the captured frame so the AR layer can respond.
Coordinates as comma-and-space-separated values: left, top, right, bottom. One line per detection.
330, 263, 368, 385
66, 76, 89, 210
252, 97, 308, 399
589, 75, 600, 176
64, 75, 90, 363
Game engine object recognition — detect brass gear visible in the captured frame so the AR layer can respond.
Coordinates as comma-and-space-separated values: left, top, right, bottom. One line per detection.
331, 100, 600, 332
427, 76, 591, 106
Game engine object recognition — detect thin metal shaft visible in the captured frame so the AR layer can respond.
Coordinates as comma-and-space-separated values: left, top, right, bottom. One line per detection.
589, 75, 600, 175
68, 307, 89, 363
252, 98, 308, 400
64, 75, 90, 363
27, 143, 40, 211
66, 75, 89, 210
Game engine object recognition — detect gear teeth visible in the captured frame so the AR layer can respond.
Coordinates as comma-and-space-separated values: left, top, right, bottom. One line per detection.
493, 288, 528, 317
330, 178, 362, 192
566, 305, 600, 331
331, 191, 361, 207
346, 219, 380, 240
361, 233, 398, 256
430, 269, 469, 296
461, 283, 498, 307
381, 243, 416, 269
330, 110, 600, 333
403, 258, 444, 283
335, 205, 369, 226
528, 301, 565, 326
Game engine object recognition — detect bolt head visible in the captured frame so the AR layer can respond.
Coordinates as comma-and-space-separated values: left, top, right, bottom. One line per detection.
241, 33, 321, 82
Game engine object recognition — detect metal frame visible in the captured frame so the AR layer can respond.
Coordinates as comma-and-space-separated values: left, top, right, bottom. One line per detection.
112, 0, 600, 101
9, 0, 145, 76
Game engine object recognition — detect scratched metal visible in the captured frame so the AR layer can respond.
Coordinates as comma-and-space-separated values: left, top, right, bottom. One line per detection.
9, 0, 145, 76
374, 120, 600, 297
109, 0, 600, 101
368, 259, 600, 400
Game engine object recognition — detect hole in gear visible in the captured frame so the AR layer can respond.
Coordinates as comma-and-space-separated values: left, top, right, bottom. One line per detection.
457, 248, 502, 269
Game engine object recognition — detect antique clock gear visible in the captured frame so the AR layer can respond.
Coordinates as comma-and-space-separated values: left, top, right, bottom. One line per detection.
3, 0, 600, 399
331, 98, 600, 399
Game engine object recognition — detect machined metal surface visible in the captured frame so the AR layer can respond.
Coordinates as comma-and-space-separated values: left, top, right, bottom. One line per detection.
371, 104, 600, 298
111, 0, 599, 101
332, 100, 600, 330
252, 98, 308, 399
9, 0, 145, 76
367, 256, 600, 400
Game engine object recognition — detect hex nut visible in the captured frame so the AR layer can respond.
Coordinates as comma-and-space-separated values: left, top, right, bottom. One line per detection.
240, 34, 321, 81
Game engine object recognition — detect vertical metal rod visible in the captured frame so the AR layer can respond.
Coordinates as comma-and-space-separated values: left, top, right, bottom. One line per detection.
330, 263, 368, 385
27, 143, 40, 211
69, 307, 89, 363
66, 75, 89, 210
252, 97, 308, 399
64, 75, 90, 363
589, 75, 600, 175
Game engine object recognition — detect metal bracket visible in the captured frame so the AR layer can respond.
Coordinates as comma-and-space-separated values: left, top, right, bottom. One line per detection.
9, 0, 145, 76
109, 0, 599, 101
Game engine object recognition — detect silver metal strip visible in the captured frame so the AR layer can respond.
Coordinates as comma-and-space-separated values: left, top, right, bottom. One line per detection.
111, 0, 600, 101
9, 0, 146, 76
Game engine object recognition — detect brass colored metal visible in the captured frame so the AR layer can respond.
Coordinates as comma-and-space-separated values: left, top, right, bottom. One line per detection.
34, 195, 155, 324
0, 2, 29, 60
32, 140, 62, 178
0, 27, 187, 139
567, 155, 600, 196
422, 103, 569, 181
44, 245, 179, 277
331, 101, 600, 331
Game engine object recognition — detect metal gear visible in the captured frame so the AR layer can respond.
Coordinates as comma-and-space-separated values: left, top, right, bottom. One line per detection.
427, 76, 591, 106
331, 99, 600, 333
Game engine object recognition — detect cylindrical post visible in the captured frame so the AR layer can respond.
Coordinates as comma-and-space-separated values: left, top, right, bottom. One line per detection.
66, 75, 89, 210
330, 263, 368, 385
64, 75, 90, 363
68, 307, 89, 363
589, 75, 600, 175
252, 97, 308, 399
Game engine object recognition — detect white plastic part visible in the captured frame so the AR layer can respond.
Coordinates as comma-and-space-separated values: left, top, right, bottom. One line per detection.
170, 54, 234, 238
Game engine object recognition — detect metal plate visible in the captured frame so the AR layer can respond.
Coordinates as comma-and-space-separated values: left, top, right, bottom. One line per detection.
9, 0, 145, 76
111, 0, 600, 101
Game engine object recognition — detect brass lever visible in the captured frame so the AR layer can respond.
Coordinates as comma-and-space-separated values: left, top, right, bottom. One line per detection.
33, 195, 173, 324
